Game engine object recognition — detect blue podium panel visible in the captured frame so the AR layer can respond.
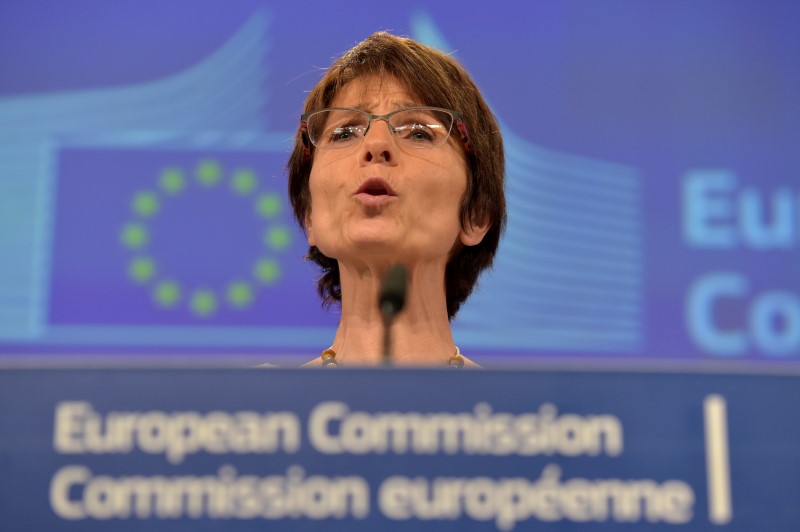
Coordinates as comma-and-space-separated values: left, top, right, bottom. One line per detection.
0, 367, 798, 531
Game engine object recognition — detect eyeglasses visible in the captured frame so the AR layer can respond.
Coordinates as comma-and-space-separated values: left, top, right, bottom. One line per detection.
300, 106, 474, 156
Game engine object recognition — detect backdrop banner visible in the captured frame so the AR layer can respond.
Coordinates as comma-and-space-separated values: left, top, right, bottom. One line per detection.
1, 367, 797, 530
2, 3, 800, 364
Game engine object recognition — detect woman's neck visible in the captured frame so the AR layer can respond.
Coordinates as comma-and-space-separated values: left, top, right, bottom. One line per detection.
330, 260, 456, 366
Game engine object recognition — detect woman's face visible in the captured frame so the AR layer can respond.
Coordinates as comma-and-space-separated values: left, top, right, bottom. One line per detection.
305, 76, 484, 267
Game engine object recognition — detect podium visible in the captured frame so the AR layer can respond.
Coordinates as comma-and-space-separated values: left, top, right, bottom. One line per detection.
1, 366, 798, 530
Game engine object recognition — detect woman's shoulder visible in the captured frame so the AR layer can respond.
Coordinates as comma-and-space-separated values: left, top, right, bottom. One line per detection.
302, 357, 324, 368
252, 359, 321, 368
460, 354, 482, 369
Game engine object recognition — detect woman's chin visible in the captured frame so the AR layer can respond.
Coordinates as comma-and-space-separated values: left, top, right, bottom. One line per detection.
319, 222, 447, 264
340, 231, 412, 262
349, 233, 402, 254
345, 220, 402, 246
316, 232, 399, 261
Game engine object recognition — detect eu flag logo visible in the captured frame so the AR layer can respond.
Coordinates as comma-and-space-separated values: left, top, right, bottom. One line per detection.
51, 147, 330, 328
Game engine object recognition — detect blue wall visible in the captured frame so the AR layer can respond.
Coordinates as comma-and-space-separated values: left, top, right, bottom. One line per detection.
1, 1, 798, 365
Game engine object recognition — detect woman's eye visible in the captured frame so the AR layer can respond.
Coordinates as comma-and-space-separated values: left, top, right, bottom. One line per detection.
398, 123, 435, 142
330, 126, 360, 142
412, 127, 433, 140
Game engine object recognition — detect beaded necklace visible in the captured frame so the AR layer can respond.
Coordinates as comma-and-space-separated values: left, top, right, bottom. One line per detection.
321, 346, 465, 368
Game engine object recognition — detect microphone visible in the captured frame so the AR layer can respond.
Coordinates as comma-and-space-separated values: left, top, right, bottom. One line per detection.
378, 264, 408, 365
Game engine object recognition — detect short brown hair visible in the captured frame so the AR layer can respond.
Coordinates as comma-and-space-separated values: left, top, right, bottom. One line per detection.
287, 32, 505, 319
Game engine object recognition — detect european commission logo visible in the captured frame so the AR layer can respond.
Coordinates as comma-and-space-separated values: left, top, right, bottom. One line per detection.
119, 159, 291, 319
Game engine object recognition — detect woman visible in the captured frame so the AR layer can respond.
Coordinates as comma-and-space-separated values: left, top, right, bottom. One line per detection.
288, 32, 505, 367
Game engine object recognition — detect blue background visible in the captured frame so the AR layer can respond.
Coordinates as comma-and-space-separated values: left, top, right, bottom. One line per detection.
1, 1, 799, 365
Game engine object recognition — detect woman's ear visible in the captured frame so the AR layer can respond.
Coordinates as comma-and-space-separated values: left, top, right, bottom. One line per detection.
305, 211, 316, 246
459, 218, 490, 247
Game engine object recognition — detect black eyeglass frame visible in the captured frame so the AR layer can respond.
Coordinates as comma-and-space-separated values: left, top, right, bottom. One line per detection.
300, 106, 475, 159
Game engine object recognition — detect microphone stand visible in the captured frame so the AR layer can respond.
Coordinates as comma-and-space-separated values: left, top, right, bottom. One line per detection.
381, 310, 393, 366
378, 264, 408, 366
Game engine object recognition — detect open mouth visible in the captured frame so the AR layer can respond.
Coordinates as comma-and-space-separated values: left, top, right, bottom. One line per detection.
356, 178, 397, 197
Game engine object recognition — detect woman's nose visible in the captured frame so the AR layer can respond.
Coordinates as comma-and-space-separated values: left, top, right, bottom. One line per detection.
360, 118, 396, 164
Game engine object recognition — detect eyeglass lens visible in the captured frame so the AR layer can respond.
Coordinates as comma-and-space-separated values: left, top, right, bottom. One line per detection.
307, 109, 454, 149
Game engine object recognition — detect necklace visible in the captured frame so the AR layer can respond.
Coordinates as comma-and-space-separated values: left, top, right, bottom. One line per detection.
321, 346, 465, 368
